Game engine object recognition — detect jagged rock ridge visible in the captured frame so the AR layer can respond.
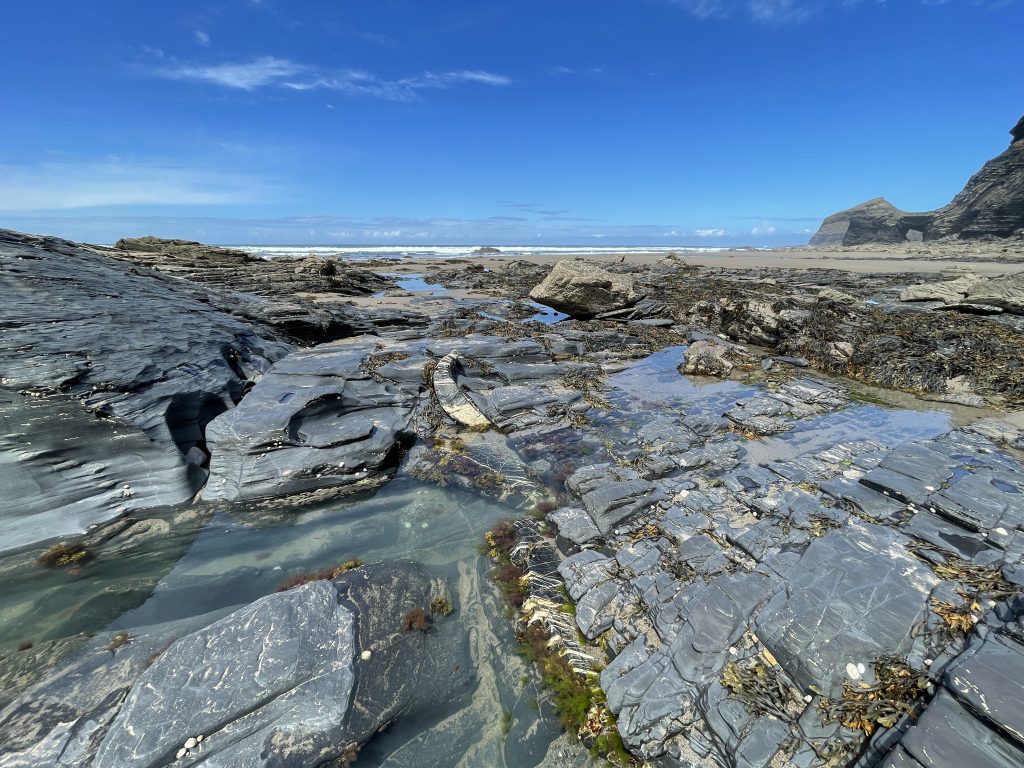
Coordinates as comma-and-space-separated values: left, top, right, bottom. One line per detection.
811, 114, 1024, 245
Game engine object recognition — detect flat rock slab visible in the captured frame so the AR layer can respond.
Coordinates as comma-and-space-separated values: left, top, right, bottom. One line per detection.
0, 561, 459, 768
755, 522, 938, 697
94, 581, 355, 768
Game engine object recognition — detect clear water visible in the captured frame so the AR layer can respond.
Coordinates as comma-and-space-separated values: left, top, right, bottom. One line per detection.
372, 273, 449, 297
0, 343, 977, 766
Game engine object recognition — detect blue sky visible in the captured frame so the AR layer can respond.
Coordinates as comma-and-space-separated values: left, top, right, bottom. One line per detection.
0, 0, 1021, 246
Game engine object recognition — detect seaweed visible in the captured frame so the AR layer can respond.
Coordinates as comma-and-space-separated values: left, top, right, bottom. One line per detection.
37, 542, 92, 568
275, 558, 364, 591
817, 656, 929, 736
401, 607, 432, 633
721, 654, 803, 721
430, 596, 454, 616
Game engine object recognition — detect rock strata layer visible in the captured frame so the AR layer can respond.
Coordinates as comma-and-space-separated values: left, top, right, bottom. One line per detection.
811, 114, 1024, 244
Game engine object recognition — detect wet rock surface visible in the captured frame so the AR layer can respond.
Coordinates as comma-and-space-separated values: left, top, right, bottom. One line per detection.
0, 229, 290, 552
3, 228, 1024, 768
0, 561, 461, 768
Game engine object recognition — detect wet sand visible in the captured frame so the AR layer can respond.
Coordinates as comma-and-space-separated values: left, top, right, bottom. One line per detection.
356, 244, 1024, 278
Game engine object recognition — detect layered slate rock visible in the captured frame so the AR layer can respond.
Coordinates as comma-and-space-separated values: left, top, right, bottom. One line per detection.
809, 198, 932, 247
528, 259, 642, 318
0, 561, 459, 768
899, 273, 1024, 316
531, 368, 1024, 766
0, 229, 289, 552
810, 113, 1024, 244
882, 618, 1024, 768
203, 338, 419, 503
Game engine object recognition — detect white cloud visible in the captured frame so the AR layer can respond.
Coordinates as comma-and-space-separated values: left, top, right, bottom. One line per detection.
660, 0, 900, 24
363, 229, 402, 238
160, 56, 305, 90
694, 227, 727, 237
154, 56, 511, 100
194, 30, 211, 47
751, 220, 777, 236
0, 158, 267, 210
283, 69, 511, 101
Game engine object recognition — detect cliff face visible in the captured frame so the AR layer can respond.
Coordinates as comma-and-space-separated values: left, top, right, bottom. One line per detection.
810, 114, 1024, 246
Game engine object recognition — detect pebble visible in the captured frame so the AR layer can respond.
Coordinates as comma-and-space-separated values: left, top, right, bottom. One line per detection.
197, 735, 204, 743
184, 737, 197, 749
176, 748, 187, 760
360, 650, 372, 661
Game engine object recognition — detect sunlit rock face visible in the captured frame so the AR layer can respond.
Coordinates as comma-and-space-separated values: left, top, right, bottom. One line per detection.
811, 114, 1024, 245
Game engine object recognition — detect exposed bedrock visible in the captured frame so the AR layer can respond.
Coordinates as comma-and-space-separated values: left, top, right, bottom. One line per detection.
542, 405, 1024, 766
0, 561, 460, 768
110, 236, 429, 344
811, 114, 1024, 244
0, 229, 291, 552
203, 338, 420, 503
528, 258, 643, 318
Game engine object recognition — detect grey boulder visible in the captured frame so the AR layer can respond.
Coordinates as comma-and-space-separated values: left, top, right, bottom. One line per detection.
528, 259, 642, 318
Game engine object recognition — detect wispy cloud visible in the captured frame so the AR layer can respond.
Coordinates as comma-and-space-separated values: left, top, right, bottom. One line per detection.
694, 227, 727, 237
194, 30, 211, 47
751, 219, 777, 235
159, 56, 304, 90
4, 212, 809, 246
657, 0, 1010, 24
0, 157, 269, 210
153, 56, 511, 100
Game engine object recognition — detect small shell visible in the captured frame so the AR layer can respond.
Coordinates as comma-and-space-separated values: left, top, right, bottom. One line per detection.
845, 663, 861, 681
196, 735, 204, 743
184, 738, 197, 750
176, 748, 187, 760
857, 662, 866, 675
360, 650, 372, 661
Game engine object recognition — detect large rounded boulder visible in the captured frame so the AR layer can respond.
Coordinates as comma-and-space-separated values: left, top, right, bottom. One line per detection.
528, 259, 642, 318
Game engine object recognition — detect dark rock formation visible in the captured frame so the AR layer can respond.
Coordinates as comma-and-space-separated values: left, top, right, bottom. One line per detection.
112, 236, 388, 297
110, 236, 428, 344
809, 198, 933, 246
529, 259, 642, 317
0, 229, 290, 552
203, 339, 419, 504
811, 114, 1024, 244
0, 561, 460, 768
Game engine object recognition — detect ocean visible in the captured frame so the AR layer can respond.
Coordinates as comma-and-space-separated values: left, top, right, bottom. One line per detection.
230, 244, 732, 261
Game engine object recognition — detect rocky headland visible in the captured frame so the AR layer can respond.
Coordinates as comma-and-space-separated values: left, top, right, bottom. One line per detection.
1, 221, 1023, 768
811, 114, 1024, 246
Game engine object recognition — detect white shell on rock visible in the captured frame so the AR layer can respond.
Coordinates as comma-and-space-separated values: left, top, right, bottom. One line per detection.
197, 735, 204, 743
846, 662, 862, 680
360, 650, 372, 661
176, 748, 187, 760
184, 737, 197, 749
857, 662, 866, 675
